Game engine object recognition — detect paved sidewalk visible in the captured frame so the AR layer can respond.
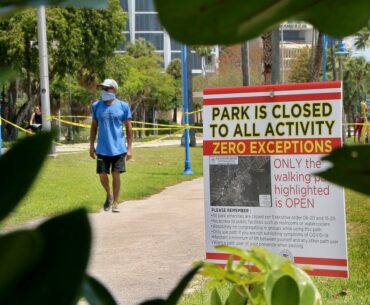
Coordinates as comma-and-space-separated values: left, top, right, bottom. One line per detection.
87, 178, 205, 305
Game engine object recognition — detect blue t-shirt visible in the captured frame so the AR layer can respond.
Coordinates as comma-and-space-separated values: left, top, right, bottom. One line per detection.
92, 99, 132, 156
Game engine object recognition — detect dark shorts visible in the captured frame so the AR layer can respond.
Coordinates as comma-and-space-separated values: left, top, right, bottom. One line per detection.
96, 154, 126, 174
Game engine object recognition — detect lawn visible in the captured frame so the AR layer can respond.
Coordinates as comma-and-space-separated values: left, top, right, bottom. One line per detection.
2, 146, 203, 227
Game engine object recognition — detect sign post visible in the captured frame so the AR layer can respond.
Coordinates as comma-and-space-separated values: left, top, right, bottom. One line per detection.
203, 81, 348, 278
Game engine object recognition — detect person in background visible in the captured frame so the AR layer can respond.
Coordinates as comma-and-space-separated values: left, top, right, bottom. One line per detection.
27, 105, 42, 132
89, 79, 133, 213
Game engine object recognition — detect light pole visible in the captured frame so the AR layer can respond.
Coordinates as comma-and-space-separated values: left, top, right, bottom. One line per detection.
37, 6, 55, 155
335, 39, 349, 145
181, 44, 193, 175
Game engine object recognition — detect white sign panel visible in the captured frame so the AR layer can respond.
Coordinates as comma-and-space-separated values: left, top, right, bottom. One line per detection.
203, 81, 348, 278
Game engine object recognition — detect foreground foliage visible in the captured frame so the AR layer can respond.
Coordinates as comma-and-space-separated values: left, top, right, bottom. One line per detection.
154, 0, 370, 45
199, 246, 321, 305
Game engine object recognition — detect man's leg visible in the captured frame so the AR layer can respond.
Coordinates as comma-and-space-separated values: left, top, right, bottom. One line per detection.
99, 173, 111, 197
99, 173, 113, 211
97, 153, 114, 211
111, 171, 121, 212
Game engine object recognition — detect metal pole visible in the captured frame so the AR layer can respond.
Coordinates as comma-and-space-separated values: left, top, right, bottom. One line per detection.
58, 109, 61, 141
37, 6, 55, 154
181, 44, 193, 175
322, 34, 327, 81
339, 57, 346, 145
241, 41, 250, 86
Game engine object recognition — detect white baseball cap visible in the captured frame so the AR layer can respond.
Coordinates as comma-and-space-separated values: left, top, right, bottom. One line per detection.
100, 79, 118, 90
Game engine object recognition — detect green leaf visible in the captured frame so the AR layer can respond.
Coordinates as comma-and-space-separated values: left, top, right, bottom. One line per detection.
201, 262, 226, 279
0, 68, 18, 83
0, 209, 91, 305
0, 230, 43, 298
166, 265, 200, 305
270, 275, 299, 305
82, 275, 118, 305
154, 0, 370, 45
210, 289, 223, 305
215, 245, 250, 261
250, 247, 286, 270
0, 132, 53, 222
317, 145, 370, 195
300, 284, 321, 305
225, 286, 247, 305
226, 255, 234, 272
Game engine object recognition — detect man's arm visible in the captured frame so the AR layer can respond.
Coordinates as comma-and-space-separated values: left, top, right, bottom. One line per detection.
124, 119, 133, 160
90, 119, 98, 159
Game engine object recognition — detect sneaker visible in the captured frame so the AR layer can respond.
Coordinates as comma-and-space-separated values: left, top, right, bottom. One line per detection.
112, 203, 120, 213
104, 196, 113, 211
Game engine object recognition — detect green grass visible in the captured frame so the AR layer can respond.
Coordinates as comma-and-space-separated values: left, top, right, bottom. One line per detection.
312, 190, 370, 305
3, 146, 203, 227
179, 189, 370, 305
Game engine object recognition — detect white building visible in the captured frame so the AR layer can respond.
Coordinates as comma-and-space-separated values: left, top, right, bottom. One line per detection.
118, 0, 219, 74
279, 22, 314, 80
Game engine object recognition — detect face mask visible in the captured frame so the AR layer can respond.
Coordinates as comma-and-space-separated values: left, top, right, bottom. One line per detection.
101, 90, 116, 101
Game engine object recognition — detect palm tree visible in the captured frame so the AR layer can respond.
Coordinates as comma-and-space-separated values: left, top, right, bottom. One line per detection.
310, 32, 323, 82
262, 32, 272, 84
193, 45, 212, 76
126, 38, 155, 58
343, 56, 370, 136
353, 21, 370, 50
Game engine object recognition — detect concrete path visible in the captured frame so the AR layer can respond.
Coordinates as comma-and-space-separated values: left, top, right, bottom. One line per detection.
87, 178, 205, 305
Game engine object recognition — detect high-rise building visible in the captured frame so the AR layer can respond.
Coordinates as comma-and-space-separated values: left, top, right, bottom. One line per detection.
118, 0, 219, 74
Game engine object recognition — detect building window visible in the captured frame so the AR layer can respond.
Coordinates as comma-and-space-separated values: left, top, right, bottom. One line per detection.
170, 52, 202, 70
135, 14, 162, 31
191, 53, 202, 70
170, 39, 182, 51
282, 30, 306, 42
120, 0, 128, 11
136, 0, 156, 12
135, 33, 164, 50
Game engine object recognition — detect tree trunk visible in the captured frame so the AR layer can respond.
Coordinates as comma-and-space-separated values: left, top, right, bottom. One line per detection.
172, 107, 177, 123
330, 44, 337, 80
271, 28, 280, 84
262, 32, 272, 84
5, 81, 18, 141
310, 32, 323, 82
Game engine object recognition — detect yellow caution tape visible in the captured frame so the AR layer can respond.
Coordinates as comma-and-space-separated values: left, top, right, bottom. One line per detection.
130, 120, 184, 128
184, 109, 203, 115
54, 118, 91, 128
0, 117, 33, 134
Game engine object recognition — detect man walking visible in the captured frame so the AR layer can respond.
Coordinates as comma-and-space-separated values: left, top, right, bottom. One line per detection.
90, 79, 133, 213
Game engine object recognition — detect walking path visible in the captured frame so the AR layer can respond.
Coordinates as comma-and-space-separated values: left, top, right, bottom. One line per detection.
87, 178, 205, 305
